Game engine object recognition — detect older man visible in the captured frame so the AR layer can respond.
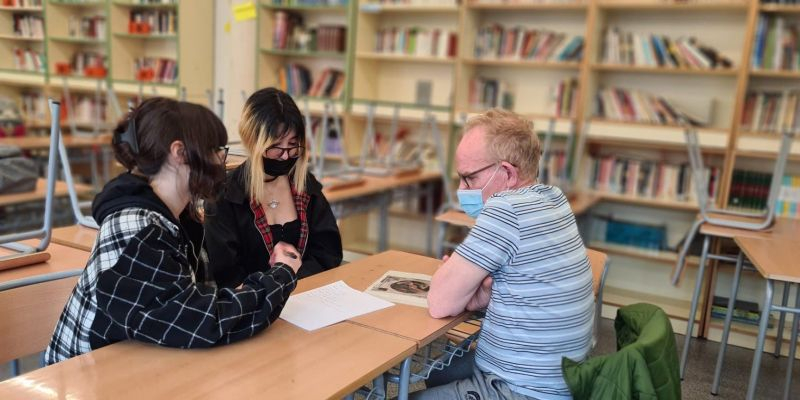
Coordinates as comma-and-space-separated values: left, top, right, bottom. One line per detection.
419, 109, 594, 400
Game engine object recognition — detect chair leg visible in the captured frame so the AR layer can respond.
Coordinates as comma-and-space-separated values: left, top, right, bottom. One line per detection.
775, 281, 791, 358
746, 280, 774, 400
711, 251, 745, 395
783, 284, 799, 400
680, 235, 710, 380
9, 359, 20, 377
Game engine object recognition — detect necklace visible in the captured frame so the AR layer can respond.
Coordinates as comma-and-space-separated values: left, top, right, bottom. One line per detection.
267, 199, 279, 209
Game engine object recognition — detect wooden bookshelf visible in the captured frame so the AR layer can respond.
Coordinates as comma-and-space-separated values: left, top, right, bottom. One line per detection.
749, 69, 800, 79
0, 34, 43, 41
465, 1, 588, 11
260, 48, 346, 58
592, 63, 739, 76
359, 3, 459, 13
110, 0, 176, 9
589, 240, 700, 265
596, 1, 749, 10
261, 3, 348, 12
49, 0, 106, 6
357, 52, 455, 64
589, 191, 701, 211
463, 58, 580, 69
0, 6, 43, 12
759, 3, 800, 13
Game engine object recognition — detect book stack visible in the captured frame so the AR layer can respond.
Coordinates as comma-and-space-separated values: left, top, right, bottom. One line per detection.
596, 87, 707, 126
752, 14, 800, 72
68, 15, 106, 40
711, 296, 772, 328
468, 77, 513, 110
309, 68, 345, 98
21, 91, 46, 123
133, 57, 177, 83
71, 51, 106, 77
12, 47, 44, 72
553, 78, 578, 118
602, 27, 733, 69
1, 0, 42, 7
279, 63, 312, 96
374, 27, 458, 58
12, 14, 43, 38
777, 174, 800, 218
588, 156, 720, 203
60, 94, 107, 126
273, 12, 346, 53
128, 9, 177, 36
474, 26, 583, 62
741, 90, 800, 134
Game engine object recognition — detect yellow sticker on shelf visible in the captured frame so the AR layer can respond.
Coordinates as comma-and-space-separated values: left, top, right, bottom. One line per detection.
224, 22, 231, 33
233, 1, 256, 22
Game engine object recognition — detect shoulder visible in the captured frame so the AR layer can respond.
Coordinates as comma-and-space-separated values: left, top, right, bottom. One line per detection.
99, 208, 177, 239
303, 172, 324, 195
490, 184, 569, 213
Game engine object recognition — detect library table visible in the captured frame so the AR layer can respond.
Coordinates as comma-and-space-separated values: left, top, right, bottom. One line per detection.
735, 236, 800, 400
0, 240, 88, 291
0, 179, 91, 208
51, 224, 98, 252
296, 250, 471, 399
0, 320, 416, 400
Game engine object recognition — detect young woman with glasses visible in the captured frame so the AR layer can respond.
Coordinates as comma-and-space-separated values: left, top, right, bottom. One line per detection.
204, 87, 343, 288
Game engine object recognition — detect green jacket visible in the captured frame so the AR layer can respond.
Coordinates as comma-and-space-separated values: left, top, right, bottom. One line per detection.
561, 303, 681, 400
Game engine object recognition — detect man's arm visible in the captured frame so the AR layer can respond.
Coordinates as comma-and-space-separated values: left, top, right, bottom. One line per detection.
428, 252, 489, 318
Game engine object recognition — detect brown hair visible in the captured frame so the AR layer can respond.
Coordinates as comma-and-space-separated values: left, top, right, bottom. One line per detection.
112, 97, 228, 220
239, 87, 308, 198
464, 108, 541, 181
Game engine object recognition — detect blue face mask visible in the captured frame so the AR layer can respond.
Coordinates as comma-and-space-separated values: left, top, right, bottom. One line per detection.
457, 165, 500, 218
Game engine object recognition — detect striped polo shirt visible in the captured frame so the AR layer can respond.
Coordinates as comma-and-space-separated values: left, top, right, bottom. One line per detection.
455, 184, 594, 400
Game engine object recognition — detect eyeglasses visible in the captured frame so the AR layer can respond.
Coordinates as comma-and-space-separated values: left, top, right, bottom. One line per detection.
217, 146, 230, 164
265, 145, 304, 159
458, 163, 497, 189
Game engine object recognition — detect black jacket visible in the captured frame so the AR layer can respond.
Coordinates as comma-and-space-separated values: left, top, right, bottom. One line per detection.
45, 173, 297, 365
204, 164, 343, 288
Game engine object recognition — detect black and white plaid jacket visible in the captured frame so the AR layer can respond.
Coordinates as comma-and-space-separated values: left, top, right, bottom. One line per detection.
45, 207, 297, 365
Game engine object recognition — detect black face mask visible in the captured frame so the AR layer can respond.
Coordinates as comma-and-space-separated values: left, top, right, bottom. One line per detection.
263, 157, 298, 181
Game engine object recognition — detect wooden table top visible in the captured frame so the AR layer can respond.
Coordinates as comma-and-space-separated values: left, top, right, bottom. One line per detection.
0, 179, 92, 207
735, 236, 800, 284
0, 134, 111, 150
296, 250, 468, 347
700, 215, 800, 239
51, 225, 99, 252
0, 319, 416, 400
0, 240, 89, 284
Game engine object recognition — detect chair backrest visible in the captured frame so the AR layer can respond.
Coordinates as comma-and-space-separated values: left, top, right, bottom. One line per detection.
0, 275, 77, 364
586, 248, 608, 296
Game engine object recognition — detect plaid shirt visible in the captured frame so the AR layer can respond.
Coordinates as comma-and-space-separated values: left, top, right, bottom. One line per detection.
45, 208, 297, 365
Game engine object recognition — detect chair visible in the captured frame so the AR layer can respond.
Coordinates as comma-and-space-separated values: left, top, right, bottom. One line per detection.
1, 272, 80, 376
587, 248, 611, 346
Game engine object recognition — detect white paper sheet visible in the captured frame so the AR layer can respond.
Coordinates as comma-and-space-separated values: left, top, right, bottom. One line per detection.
279, 280, 395, 331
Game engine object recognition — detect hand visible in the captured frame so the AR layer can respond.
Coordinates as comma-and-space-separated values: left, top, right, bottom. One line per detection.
271, 242, 302, 273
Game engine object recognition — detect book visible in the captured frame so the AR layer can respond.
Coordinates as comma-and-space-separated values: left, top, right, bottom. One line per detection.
601, 27, 732, 70
375, 27, 457, 58
365, 270, 432, 308
752, 14, 800, 73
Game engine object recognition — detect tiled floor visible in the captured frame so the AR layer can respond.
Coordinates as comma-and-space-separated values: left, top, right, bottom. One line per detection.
3, 318, 798, 399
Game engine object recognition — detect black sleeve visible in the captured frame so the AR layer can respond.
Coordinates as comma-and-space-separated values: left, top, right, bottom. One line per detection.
95, 224, 297, 348
203, 198, 247, 288
296, 189, 343, 279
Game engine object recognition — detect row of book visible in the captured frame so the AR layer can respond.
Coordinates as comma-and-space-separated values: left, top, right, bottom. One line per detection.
366, 0, 456, 4
553, 78, 578, 118
12, 47, 44, 73
133, 57, 177, 83
128, 10, 177, 36
273, 12, 346, 53
740, 90, 800, 134
468, 77, 514, 110
70, 51, 107, 76
710, 296, 772, 328
130, 0, 176, 4
1, 0, 42, 7
587, 156, 721, 203
602, 28, 733, 69
540, 150, 569, 187
728, 169, 800, 217
474, 27, 583, 63
278, 64, 345, 99
595, 87, 704, 126
12, 14, 44, 38
59, 94, 107, 127
68, 15, 106, 40
374, 27, 458, 59
751, 15, 800, 72
21, 92, 46, 123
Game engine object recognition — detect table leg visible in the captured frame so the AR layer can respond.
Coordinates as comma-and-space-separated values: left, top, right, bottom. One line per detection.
9, 359, 19, 377
712, 251, 745, 395
378, 193, 390, 252
425, 182, 434, 257
436, 221, 447, 259
343, 394, 354, 400
783, 284, 799, 400
372, 374, 386, 399
397, 356, 412, 400
746, 279, 774, 400
681, 235, 710, 380
775, 282, 791, 358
